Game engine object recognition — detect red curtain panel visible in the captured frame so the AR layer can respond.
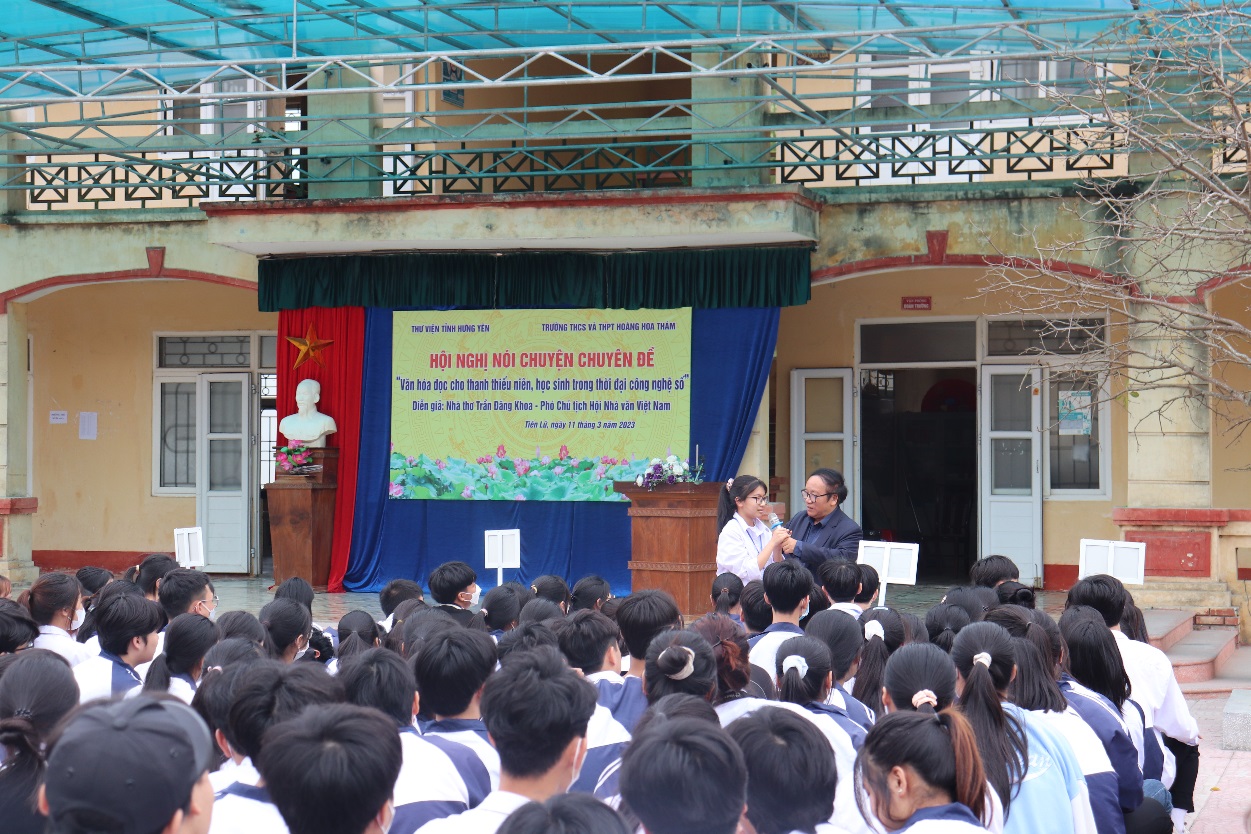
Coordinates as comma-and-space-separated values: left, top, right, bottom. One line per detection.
276, 306, 366, 592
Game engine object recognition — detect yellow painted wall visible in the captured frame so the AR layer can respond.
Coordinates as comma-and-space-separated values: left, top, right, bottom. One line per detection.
1208, 279, 1251, 509
774, 267, 1127, 572
26, 281, 275, 552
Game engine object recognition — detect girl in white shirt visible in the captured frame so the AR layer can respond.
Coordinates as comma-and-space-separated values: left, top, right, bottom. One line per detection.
27, 573, 93, 668
140, 613, 219, 704
716, 475, 789, 583
857, 710, 990, 834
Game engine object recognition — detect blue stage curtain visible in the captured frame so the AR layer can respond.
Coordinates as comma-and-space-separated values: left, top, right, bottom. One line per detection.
345, 306, 780, 595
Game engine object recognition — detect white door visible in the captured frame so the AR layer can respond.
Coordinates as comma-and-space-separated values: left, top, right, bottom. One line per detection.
197, 373, 250, 573
790, 369, 856, 521
980, 366, 1042, 585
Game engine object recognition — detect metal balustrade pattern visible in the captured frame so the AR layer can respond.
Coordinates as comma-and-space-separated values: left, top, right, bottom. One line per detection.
14, 119, 1126, 209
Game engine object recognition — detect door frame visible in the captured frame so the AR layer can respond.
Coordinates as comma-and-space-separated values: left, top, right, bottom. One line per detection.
789, 368, 855, 521
195, 372, 252, 574
978, 364, 1043, 585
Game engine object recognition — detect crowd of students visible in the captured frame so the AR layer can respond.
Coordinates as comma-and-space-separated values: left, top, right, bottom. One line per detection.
0, 551, 1204, 834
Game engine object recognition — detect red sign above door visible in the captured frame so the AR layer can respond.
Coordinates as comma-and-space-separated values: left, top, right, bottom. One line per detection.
901, 296, 932, 311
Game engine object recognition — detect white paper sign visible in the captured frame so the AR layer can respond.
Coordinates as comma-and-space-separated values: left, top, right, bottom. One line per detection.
174, 527, 204, 568
857, 540, 920, 606
49, 410, 67, 425
78, 412, 97, 440
1058, 390, 1093, 436
484, 529, 521, 587
1078, 538, 1145, 586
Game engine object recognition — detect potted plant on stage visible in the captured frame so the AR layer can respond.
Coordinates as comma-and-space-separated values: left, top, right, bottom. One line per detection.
275, 443, 321, 476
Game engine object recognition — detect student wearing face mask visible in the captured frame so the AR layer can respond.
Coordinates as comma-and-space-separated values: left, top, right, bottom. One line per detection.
135, 567, 218, 680
429, 561, 481, 627
415, 646, 596, 834
259, 597, 313, 663
27, 573, 94, 667
140, 612, 221, 703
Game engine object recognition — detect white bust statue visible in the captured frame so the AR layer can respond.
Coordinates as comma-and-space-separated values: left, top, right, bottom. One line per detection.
279, 379, 338, 448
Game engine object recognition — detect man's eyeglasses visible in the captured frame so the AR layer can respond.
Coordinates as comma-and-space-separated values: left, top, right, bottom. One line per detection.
801, 490, 835, 502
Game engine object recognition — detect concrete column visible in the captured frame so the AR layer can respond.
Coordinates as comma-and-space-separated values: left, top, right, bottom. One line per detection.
0, 305, 38, 583
1123, 301, 1212, 509
0, 118, 29, 217
689, 53, 769, 188
305, 65, 382, 200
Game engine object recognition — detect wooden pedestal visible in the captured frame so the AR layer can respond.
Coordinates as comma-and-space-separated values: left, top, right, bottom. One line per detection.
264, 448, 338, 590
612, 481, 724, 618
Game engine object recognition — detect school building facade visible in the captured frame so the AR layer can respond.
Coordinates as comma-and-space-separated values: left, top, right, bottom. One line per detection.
0, 2, 1246, 629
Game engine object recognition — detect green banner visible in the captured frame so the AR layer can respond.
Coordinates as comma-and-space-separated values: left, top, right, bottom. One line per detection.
390, 309, 692, 501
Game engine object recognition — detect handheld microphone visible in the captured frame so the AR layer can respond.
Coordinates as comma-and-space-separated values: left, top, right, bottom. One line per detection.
768, 512, 784, 530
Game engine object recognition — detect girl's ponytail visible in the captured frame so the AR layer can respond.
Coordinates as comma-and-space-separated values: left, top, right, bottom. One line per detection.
717, 475, 766, 531
951, 622, 1027, 817
773, 636, 831, 705
711, 573, 743, 616
852, 608, 904, 715
938, 708, 989, 824
143, 653, 172, 693
0, 715, 42, 783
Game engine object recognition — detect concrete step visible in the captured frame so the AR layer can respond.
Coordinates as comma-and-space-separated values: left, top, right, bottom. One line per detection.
1166, 628, 1239, 684
1183, 645, 1251, 699
1143, 608, 1194, 652
1127, 579, 1233, 610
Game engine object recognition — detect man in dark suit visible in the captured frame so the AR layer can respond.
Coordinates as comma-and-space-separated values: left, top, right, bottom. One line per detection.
781, 467, 863, 579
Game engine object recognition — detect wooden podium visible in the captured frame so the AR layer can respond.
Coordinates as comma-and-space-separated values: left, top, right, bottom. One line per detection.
612, 481, 724, 618
264, 448, 338, 589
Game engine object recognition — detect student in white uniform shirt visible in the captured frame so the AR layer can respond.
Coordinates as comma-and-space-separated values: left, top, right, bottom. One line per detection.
716, 475, 790, 583
495, 792, 631, 834
553, 609, 633, 793
986, 606, 1123, 834
818, 560, 865, 619
27, 572, 94, 668
340, 648, 492, 833
191, 639, 269, 793
645, 626, 873, 834
613, 590, 683, 729
850, 608, 906, 721
209, 661, 345, 834
413, 628, 503, 788
73, 592, 163, 703
729, 707, 852, 834
620, 716, 749, 834
1067, 575, 1200, 834
259, 703, 401, 834
136, 568, 219, 681
379, 578, 426, 632
136, 612, 219, 704
748, 560, 812, 676
805, 609, 875, 731
857, 710, 991, 834
416, 645, 597, 834
881, 641, 1005, 834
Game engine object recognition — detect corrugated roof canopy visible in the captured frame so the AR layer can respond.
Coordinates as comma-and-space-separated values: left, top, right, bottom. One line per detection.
0, 1, 1211, 93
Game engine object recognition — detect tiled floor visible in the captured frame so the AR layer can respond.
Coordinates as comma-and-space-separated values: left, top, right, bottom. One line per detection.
1188, 697, 1251, 833
215, 576, 384, 624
